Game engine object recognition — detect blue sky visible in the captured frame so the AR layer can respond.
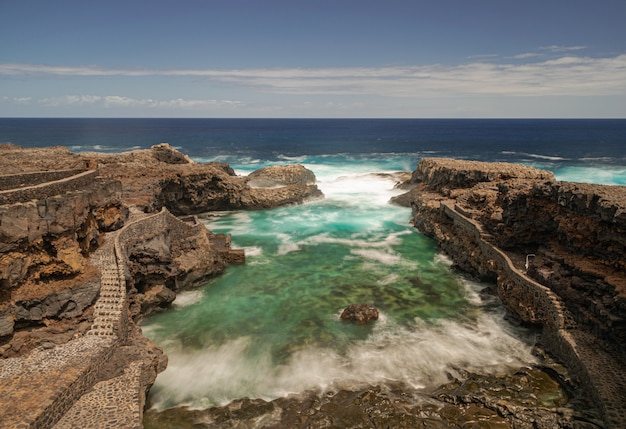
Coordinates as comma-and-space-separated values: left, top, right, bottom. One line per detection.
1, 0, 625, 118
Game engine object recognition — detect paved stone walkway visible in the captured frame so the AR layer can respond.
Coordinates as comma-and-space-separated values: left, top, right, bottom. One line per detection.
51, 210, 152, 429
443, 201, 626, 429
0, 210, 150, 429
0, 336, 114, 428
53, 361, 144, 429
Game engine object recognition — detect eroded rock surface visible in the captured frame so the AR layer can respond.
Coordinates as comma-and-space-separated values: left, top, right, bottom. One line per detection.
83, 143, 323, 213
340, 304, 379, 324
393, 157, 626, 428
144, 365, 601, 429
395, 157, 626, 350
247, 164, 317, 187
0, 145, 127, 343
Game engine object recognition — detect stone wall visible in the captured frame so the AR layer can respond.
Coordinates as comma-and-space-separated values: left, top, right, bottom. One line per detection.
115, 208, 203, 277
31, 337, 117, 429
0, 169, 98, 205
0, 209, 187, 427
439, 201, 626, 428
0, 169, 85, 191
442, 203, 567, 329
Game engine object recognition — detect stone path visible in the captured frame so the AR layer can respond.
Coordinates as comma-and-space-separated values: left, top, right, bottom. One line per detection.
0, 210, 151, 429
443, 201, 626, 429
566, 329, 626, 427
53, 361, 144, 429
0, 336, 114, 428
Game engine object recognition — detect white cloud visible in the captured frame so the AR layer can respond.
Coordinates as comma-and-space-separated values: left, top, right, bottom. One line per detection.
467, 54, 499, 60
10, 94, 244, 110
540, 45, 587, 52
2, 93, 244, 111
1, 53, 625, 112
102, 96, 243, 109
39, 95, 102, 106
2, 96, 33, 104
194, 55, 626, 98
510, 52, 544, 59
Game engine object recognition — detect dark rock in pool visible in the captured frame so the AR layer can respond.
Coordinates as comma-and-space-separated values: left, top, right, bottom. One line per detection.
340, 304, 379, 324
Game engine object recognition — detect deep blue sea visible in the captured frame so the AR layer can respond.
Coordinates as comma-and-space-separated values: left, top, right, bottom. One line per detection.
2, 118, 625, 409
1, 118, 625, 184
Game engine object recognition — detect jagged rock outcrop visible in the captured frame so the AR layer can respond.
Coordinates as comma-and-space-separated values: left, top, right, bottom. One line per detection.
84, 143, 323, 214
1, 142, 312, 347
407, 157, 555, 192
397, 158, 626, 350
394, 157, 626, 428
121, 212, 244, 318
0, 146, 127, 342
150, 142, 194, 164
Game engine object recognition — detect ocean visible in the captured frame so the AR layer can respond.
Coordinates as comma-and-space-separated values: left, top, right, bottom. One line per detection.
2, 118, 625, 410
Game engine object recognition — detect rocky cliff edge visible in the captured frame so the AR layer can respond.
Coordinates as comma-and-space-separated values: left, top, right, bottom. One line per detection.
393, 157, 626, 428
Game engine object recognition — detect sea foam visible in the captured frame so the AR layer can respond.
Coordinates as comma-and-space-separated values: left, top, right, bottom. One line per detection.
143, 157, 539, 411
149, 311, 536, 410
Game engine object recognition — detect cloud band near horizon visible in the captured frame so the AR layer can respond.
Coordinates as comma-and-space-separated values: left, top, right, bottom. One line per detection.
2, 53, 625, 99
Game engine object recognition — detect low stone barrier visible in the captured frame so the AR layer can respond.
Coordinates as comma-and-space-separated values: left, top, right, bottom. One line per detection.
441, 201, 626, 428
0, 169, 98, 205
0, 169, 85, 191
0, 207, 196, 428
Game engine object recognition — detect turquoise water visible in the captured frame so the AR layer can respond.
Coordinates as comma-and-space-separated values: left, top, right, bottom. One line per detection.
3, 118, 621, 409
550, 164, 626, 185
142, 157, 540, 409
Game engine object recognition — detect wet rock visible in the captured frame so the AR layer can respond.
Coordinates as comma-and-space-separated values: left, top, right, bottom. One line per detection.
247, 164, 317, 188
144, 368, 602, 429
340, 304, 379, 324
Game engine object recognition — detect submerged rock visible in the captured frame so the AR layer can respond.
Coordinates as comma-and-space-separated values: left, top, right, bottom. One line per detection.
340, 304, 379, 324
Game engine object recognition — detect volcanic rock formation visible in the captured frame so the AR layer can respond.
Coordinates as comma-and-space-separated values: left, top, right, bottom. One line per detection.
82, 143, 323, 213
0, 143, 317, 427
393, 157, 626, 428
340, 303, 380, 324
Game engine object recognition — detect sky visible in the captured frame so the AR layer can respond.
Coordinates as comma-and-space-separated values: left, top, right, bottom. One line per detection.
1, 0, 625, 118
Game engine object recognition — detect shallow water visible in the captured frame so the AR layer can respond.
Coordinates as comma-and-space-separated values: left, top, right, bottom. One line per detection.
142, 162, 539, 410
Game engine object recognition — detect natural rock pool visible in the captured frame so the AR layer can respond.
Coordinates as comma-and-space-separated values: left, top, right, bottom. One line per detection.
141, 164, 539, 411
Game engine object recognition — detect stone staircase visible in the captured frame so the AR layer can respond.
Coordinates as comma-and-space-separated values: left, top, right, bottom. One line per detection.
0, 212, 148, 428
88, 266, 128, 340
443, 201, 626, 429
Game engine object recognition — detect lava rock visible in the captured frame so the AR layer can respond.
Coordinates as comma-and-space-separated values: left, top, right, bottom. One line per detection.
340, 304, 379, 324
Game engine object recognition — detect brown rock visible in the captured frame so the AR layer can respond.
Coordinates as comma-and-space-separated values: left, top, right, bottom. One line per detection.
340, 304, 379, 324
150, 143, 193, 164
407, 157, 555, 193
75, 147, 324, 213
246, 164, 317, 187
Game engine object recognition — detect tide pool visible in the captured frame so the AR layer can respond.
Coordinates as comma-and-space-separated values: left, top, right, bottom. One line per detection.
142, 162, 538, 410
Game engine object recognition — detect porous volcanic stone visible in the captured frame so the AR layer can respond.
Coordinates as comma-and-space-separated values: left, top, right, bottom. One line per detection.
340, 304, 379, 324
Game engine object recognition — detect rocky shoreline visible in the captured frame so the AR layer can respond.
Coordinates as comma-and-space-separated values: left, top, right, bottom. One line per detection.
393, 158, 626, 428
1, 145, 625, 428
